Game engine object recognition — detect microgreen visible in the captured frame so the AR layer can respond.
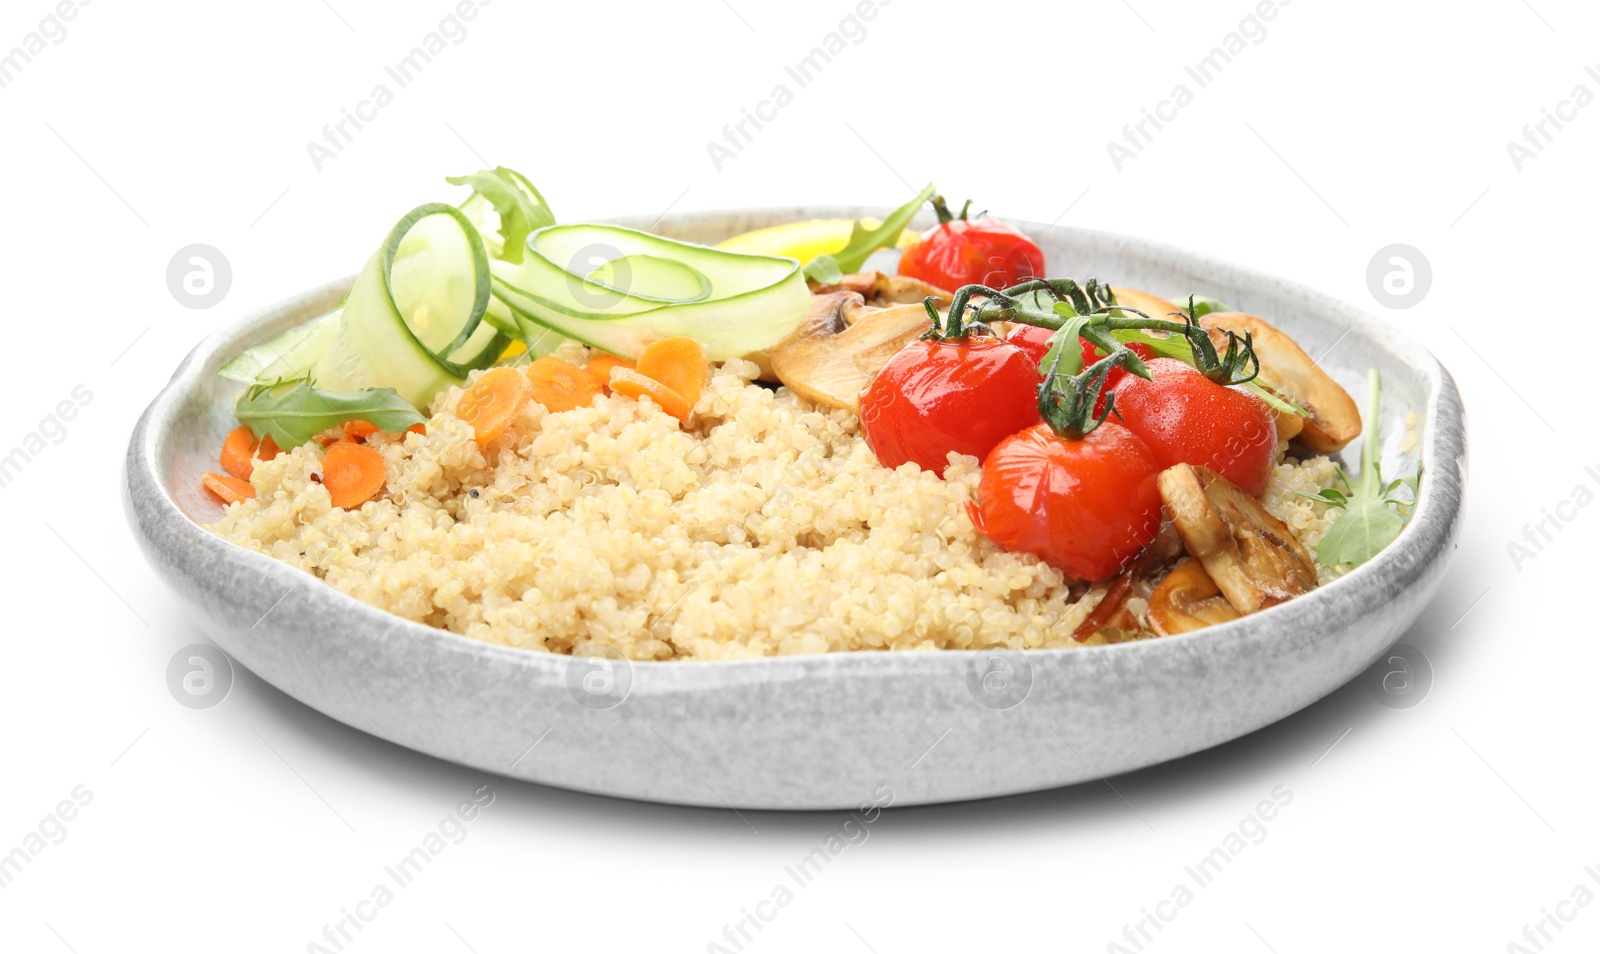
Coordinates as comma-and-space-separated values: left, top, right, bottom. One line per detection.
446, 166, 556, 264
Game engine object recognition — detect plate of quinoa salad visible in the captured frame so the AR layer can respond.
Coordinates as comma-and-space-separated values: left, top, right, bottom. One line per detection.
125, 169, 1465, 808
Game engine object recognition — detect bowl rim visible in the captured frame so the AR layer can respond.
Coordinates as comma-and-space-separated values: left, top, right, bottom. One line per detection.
124, 209, 1467, 680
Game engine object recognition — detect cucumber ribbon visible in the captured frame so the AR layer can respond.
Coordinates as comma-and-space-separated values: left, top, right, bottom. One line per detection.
220, 167, 811, 409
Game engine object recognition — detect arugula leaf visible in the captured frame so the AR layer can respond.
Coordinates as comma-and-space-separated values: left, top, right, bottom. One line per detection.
235, 379, 427, 448
803, 182, 936, 283
446, 166, 556, 264
1316, 498, 1405, 568
1041, 312, 1091, 379
1308, 368, 1418, 567
804, 254, 845, 286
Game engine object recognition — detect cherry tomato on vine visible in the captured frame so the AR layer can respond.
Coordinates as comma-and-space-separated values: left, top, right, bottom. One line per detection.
1004, 323, 1054, 366
969, 421, 1163, 582
1108, 357, 1278, 497
860, 337, 1042, 476
898, 197, 1046, 292
1004, 324, 1156, 391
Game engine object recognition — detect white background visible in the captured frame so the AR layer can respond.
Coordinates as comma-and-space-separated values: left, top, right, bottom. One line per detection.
1, 0, 1595, 951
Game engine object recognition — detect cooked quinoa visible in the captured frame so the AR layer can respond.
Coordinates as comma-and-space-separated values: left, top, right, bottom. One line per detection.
209, 352, 1345, 660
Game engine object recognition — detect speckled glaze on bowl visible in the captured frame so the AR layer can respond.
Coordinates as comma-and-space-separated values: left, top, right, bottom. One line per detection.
124, 208, 1465, 809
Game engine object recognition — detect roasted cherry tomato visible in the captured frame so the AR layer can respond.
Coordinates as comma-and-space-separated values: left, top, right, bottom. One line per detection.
1004, 323, 1054, 366
1108, 357, 1278, 497
970, 421, 1163, 581
898, 197, 1046, 292
1004, 325, 1156, 398
860, 337, 1042, 476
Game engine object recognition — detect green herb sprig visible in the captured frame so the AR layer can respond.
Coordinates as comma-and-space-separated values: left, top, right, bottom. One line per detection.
1300, 368, 1420, 567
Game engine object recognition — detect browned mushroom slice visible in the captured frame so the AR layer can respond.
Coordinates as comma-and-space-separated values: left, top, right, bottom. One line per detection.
1200, 312, 1361, 453
1108, 287, 1184, 321
813, 271, 952, 307
752, 274, 949, 382
768, 291, 932, 412
1269, 400, 1306, 444
1158, 463, 1317, 614
869, 273, 951, 306
1147, 559, 1241, 636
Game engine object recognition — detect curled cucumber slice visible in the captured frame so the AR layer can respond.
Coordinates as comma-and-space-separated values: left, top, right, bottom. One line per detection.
311, 203, 508, 407
491, 223, 808, 360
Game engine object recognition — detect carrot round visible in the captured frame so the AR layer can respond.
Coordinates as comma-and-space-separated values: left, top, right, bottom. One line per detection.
202, 472, 255, 505
322, 441, 387, 509
343, 419, 379, 439
585, 353, 634, 393
609, 367, 692, 423
221, 427, 282, 479
636, 337, 707, 408
220, 427, 255, 479
525, 355, 602, 413
457, 366, 533, 443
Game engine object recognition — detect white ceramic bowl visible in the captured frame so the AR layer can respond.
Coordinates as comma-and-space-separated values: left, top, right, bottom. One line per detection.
124, 208, 1466, 809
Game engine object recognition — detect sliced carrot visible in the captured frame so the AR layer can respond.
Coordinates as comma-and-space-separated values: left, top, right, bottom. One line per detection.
322, 441, 387, 509
406, 423, 427, 435
457, 366, 533, 443
525, 355, 602, 413
343, 419, 379, 439
315, 433, 340, 448
585, 353, 634, 393
202, 472, 255, 505
636, 337, 708, 408
220, 427, 256, 479
609, 367, 692, 423
221, 427, 283, 479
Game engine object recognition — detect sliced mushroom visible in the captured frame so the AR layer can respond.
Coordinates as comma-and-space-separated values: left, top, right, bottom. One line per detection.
1157, 463, 1316, 614
768, 290, 934, 412
1200, 312, 1360, 453
1147, 559, 1241, 636
752, 273, 949, 382
813, 271, 952, 307
1108, 287, 1184, 321
1269, 399, 1306, 444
